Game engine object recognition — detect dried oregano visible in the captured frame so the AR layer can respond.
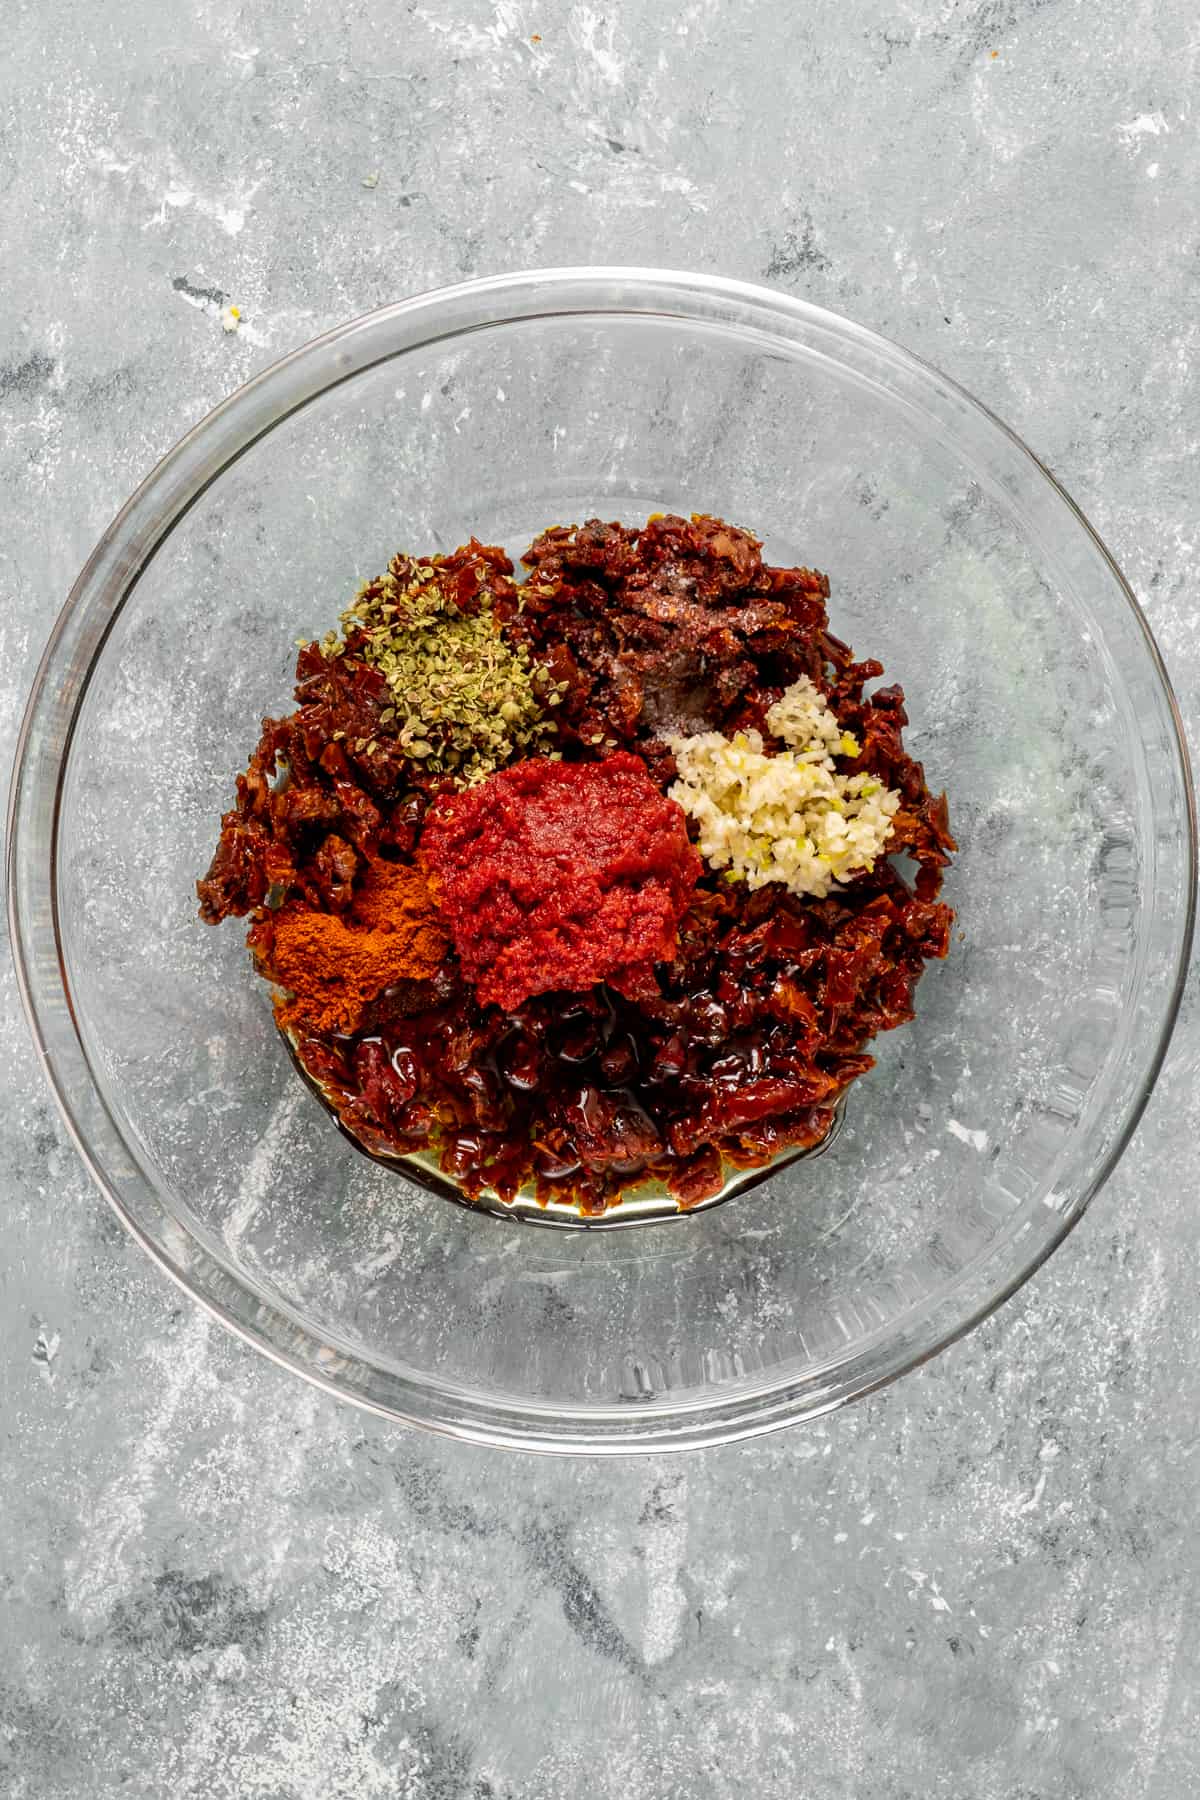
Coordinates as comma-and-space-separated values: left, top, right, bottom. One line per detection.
334, 553, 560, 785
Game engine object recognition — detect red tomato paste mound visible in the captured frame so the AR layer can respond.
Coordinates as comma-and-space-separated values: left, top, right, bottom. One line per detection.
421, 753, 701, 1010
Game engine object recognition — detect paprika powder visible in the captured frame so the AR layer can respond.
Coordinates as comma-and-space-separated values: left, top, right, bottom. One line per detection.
267, 859, 447, 1037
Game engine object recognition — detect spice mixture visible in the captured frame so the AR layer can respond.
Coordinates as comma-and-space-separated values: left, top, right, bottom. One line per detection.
200, 515, 955, 1214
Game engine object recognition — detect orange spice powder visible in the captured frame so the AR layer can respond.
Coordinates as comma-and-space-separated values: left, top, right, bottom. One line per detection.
269, 859, 448, 1037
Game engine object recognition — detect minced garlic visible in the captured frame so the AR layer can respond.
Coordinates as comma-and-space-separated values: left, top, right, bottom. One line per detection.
668, 675, 900, 899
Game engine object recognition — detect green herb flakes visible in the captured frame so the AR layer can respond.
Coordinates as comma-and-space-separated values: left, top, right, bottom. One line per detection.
335, 554, 554, 785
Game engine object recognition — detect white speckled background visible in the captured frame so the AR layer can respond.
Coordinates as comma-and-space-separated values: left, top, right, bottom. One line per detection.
3, 4, 1199, 1796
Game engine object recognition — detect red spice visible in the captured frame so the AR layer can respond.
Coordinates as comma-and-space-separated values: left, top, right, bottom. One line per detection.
263, 859, 447, 1037
420, 753, 701, 1011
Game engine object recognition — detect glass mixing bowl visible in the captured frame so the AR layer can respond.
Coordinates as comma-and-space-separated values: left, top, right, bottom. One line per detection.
9, 269, 1194, 1452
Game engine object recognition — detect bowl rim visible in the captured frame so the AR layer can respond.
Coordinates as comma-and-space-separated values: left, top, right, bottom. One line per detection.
8, 265, 1196, 1453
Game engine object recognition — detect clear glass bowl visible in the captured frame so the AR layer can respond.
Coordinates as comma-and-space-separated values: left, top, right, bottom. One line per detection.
9, 269, 1194, 1453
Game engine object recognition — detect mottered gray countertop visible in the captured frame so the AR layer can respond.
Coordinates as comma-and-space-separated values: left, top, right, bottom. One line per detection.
2, 3, 1198, 1795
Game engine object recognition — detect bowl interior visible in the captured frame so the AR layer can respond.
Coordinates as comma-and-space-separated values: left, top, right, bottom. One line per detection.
42, 285, 1191, 1446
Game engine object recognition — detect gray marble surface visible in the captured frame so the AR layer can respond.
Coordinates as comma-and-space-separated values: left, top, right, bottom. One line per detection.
3, 3, 1199, 1795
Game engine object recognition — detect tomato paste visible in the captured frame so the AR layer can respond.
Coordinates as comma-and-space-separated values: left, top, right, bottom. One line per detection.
420, 753, 701, 1010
